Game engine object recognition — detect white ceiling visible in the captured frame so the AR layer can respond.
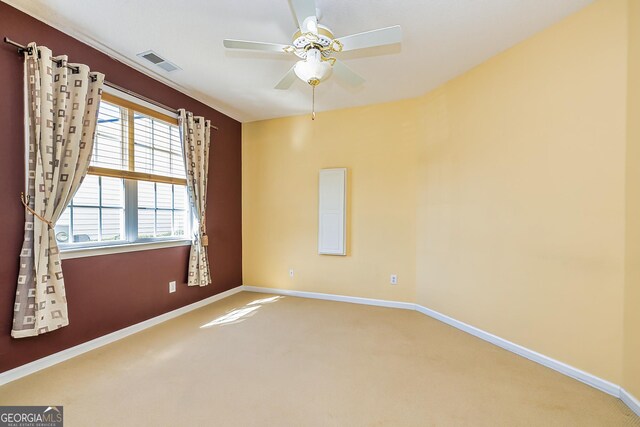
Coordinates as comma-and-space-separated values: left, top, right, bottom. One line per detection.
6, 0, 593, 122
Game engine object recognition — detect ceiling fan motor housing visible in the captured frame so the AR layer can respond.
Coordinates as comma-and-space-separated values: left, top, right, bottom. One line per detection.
292, 25, 334, 59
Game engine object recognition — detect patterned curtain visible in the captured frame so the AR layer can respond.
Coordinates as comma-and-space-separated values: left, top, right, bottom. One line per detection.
12, 43, 104, 338
179, 110, 212, 286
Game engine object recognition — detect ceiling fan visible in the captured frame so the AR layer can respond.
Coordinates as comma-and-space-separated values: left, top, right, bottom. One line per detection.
223, 0, 402, 118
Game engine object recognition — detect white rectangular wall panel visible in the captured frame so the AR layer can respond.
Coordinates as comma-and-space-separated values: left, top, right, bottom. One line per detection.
318, 168, 347, 255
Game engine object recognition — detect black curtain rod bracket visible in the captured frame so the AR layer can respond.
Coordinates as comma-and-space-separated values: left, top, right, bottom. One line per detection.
4, 37, 30, 54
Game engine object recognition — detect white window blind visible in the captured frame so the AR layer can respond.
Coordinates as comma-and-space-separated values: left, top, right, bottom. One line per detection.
55, 92, 190, 249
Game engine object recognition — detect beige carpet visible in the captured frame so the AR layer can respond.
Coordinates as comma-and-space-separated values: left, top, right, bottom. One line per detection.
0, 291, 638, 426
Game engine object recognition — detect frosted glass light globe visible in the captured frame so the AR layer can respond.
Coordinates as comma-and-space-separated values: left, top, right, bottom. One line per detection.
294, 49, 331, 86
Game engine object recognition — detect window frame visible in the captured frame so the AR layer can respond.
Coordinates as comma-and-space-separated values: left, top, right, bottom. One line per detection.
57, 88, 192, 258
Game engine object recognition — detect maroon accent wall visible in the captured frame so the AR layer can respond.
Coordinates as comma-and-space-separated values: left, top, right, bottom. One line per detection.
0, 2, 242, 373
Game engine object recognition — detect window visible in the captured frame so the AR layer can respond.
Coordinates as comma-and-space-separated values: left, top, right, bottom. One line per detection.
55, 92, 190, 249
55, 175, 125, 244
137, 181, 188, 239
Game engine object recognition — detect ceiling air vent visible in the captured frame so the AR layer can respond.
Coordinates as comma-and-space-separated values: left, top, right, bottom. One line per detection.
137, 50, 181, 72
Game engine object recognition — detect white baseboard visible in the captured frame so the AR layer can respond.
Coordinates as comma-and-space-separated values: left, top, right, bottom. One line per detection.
621, 388, 640, 417
242, 285, 638, 415
242, 286, 415, 311
413, 305, 620, 397
0, 285, 243, 387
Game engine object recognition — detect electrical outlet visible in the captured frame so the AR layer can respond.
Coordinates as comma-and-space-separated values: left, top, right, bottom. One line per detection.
289, 269, 294, 278
169, 281, 176, 293
390, 274, 398, 285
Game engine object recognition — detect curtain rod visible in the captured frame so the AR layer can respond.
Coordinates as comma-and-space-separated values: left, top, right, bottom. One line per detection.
3, 37, 219, 130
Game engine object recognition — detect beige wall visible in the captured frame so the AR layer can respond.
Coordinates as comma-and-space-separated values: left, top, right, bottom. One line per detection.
243, 99, 420, 303
414, 0, 627, 384
625, 0, 640, 399
243, 0, 630, 386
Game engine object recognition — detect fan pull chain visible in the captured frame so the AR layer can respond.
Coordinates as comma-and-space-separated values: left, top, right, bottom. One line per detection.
312, 84, 316, 121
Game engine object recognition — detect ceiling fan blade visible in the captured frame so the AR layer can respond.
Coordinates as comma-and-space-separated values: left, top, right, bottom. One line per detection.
275, 66, 298, 90
223, 39, 291, 53
333, 60, 365, 87
290, 0, 317, 31
335, 25, 402, 52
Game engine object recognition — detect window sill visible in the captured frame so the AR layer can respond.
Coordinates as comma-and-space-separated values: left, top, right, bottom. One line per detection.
60, 239, 192, 260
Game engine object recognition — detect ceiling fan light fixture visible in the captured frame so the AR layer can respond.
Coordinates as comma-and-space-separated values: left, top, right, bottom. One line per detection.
294, 49, 331, 85
294, 60, 331, 85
